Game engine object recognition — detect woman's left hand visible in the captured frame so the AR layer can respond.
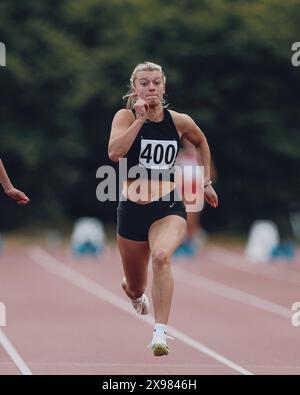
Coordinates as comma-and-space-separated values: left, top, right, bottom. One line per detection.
204, 185, 218, 208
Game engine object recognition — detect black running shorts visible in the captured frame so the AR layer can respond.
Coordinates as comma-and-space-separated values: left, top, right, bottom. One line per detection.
117, 188, 187, 241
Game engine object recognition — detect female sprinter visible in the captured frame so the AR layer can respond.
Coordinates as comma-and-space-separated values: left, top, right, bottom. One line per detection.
108, 61, 218, 356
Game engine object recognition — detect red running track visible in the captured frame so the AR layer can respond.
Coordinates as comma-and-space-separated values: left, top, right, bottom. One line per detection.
0, 242, 299, 375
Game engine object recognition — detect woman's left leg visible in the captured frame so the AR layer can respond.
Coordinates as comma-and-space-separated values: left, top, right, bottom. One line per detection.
148, 215, 187, 324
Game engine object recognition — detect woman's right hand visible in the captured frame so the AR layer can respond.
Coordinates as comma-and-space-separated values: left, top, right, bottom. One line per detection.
134, 99, 149, 121
5, 187, 30, 205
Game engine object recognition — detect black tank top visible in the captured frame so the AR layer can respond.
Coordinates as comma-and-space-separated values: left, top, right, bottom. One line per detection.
121, 108, 180, 182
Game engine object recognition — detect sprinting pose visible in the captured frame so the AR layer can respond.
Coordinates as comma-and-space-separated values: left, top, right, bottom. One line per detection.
108, 61, 218, 356
0, 159, 30, 204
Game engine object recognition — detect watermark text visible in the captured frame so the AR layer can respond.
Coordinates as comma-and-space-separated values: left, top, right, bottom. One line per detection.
291, 42, 300, 67
0, 42, 6, 66
291, 302, 300, 327
0, 302, 6, 327
96, 160, 205, 212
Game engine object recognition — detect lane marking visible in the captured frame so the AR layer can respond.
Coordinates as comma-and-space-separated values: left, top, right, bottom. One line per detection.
209, 245, 300, 286
173, 266, 291, 318
0, 329, 33, 375
30, 247, 254, 376
17, 362, 300, 369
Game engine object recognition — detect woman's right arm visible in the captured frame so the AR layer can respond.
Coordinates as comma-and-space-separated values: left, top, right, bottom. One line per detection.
0, 159, 30, 204
108, 109, 145, 162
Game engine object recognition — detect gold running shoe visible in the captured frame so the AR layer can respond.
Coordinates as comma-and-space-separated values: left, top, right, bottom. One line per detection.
150, 331, 174, 357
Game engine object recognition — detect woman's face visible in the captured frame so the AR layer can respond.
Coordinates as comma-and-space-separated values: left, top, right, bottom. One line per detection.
133, 70, 165, 106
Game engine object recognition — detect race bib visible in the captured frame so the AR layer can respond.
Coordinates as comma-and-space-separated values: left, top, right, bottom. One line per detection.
139, 139, 178, 169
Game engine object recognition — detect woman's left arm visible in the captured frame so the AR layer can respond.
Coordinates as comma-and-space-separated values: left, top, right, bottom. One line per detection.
176, 113, 218, 208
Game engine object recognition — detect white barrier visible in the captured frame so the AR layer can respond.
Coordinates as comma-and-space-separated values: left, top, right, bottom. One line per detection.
245, 220, 279, 263
70, 217, 106, 257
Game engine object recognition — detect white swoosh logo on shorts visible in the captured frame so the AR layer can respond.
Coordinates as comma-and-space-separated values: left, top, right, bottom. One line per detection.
169, 203, 175, 208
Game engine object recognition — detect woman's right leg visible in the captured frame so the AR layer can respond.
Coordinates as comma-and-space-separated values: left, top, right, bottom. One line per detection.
117, 234, 150, 300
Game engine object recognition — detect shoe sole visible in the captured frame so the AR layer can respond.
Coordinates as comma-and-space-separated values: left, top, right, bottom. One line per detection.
138, 296, 149, 315
152, 343, 169, 357
142, 295, 150, 315
141, 305, 149, 315
133, 303, 149, 315
132, 295, 149, 315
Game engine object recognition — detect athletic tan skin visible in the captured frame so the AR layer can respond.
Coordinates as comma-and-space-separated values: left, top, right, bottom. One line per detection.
108, 68, 218, 325
0, 159, 30, 205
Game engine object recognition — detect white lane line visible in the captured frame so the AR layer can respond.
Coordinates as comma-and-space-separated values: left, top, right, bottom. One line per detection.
209, 245, 300, 286
21, 362, 242, 368
0, 329, 33, 375
29, 247, 253, 376
172, 266, 291, 318
20, 362, 299, 369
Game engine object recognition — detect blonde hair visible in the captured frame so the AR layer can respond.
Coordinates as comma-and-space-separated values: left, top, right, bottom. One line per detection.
123, 61, 167, 109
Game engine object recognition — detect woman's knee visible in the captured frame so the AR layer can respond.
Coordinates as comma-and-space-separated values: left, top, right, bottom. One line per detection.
151, 248, 170, 270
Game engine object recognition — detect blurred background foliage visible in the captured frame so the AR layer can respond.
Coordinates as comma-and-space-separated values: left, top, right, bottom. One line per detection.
0, 0, 300, 236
